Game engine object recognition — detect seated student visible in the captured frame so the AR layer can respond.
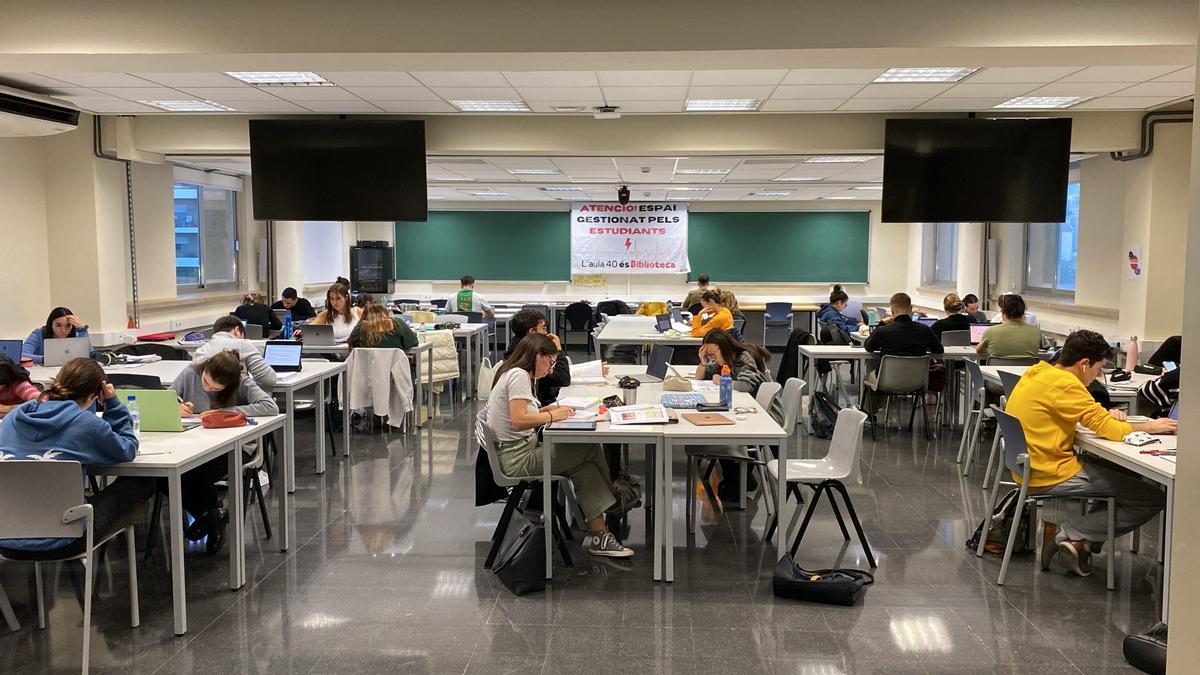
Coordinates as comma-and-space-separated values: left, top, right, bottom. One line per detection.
450, 275, 495, 319
930, 292, 975, 339
816, 285, 861, 334
485, 334, 634, 558
861, 292, 944, 413
1138, 367, 1181, 417
194, 315, 277, 388
22, 307, 90, 365
270, 287, 317, 321
233, 292, 282, 335
682, 274, 711, 311
976, 293, 1041, 359
503, 308, 570, 406
1006, 330, 1175, 576
1146, 335, 1182, 368
690, 290, 733, 337
0, 356, 39, 418
719, 289, 740, 312
172, 351, 280, 555
349, 301, 418, 351
353, 292, 375, 309
303, 283, 362, 343
963, 294, 988, 323
335, 276, 351, 288
0, 358, 155, 556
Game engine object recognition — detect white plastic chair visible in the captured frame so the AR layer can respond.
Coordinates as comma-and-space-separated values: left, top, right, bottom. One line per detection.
439, 313, 470, 324
759, 378, 806, 543
770, 407, 876, 567
0, 461, 140, 673
956, 359, 987, 475
979, 369, 1022, 488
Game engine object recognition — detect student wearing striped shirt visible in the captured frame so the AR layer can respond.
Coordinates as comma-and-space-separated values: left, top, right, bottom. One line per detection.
1139, 367, 1181, 417
0, 356, 39, 418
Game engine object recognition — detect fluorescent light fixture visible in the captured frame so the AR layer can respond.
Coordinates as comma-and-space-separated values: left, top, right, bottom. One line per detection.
750, 191, 792, 197
804, 156, 873, 163
539, 187, 584, 192
685, 99, 761, 112
428, 176, 474, 182
772, 176, 823, 182
994, 96, 1088, 109
139, 100, 235, 112
853, 185, 884, 190
873, 67, 978, 83
508, 169, 562, 175
552, 105, 585, 112
426, 196, 448, 200
225, 71, 330, 86
675, 168, 730, 175
822, 196, 857, 200
450, 100, 531, 112
667, 194, 705, 200
668, 186, 712, 192
464, 191, 510, 197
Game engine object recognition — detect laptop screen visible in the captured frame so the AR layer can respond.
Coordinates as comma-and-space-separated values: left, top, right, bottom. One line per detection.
264, 342, 302, 369
0, 340, 21, 363
970, 324, 989, 344
917, 317, 937, 328
647, 345, 674, 378
655, 313, 672, 333
1169, 400, 1180, 421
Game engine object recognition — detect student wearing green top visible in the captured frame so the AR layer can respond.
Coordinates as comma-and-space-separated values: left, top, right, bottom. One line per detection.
451, 275, 495, 318
349, 302, 419, 350
977, 293, 1041, 359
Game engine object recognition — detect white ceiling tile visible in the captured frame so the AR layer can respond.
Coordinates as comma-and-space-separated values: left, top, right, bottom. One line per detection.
965, 66, 1085, 83
771, 84, 863, 99
526, 101, 599, 113
132, 72, 241, 87
213, 99, 306, 112
93, 87, 198, 101
410, 71, 508, 87
600, 86, 687, 101
687, 85, 775, 99
916, 97, 1008, 110
175, 86, 283, 101
503, 71, 598, 87
604, 100, 682, 113
1107, 81, 1193, 98
267, 86, 362, 101
64, 99, 160, 113
838, 98, 928, 111
489, 157, 561, 170
1154, 66, 1196, 82
1072, 96, 1184, 110
1059, 65, 1186, 83
299, 100, 383, 113
596, 71, 692, 87
759, 99, 847, 112
780, 69, 885, 85
1028, 82, 1134, 97
941, 82, 1038, 97
0, 73, 79, 90
855, 83, 954, 98
45, 87, 121, 101
343, 86, 442, 100
41, 72, 157, 87
690, 69, 787, 86
317, 71, 421, 86
375, 100, 458, 113
430, 86, 521, 100
516, 86, 604, 101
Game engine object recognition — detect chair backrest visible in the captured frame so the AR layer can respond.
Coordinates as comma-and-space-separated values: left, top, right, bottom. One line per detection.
826, 407, 869, 482
688, 302, 702, 315
395, 298, 421, 305
940, 330, 971, 347
875, 355, 930, 393
998, 370, 1022, 399
431, 299, 448, 309
0, 460, 86, 540
475, 410, 521, 487
104, 374, 163, 390
818, 321, 851, 346
764, 302, 793, 320
754, 380, 782, 410
406, 310, 436, 324
987, 356, 1039, 367
993, 407, 1030, 479
116, 343, 191, 361
564, 302, 593, 329
963, 359, 985, 400
440, 313, 469, 324
779, 377, 805, 431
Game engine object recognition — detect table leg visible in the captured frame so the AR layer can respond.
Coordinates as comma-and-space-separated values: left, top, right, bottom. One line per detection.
662, 437, 674, 583
315, 379, 327, 474
543, 435, 554, 581
1164, 481, 1174, 622
228, 443, 245, 590
167, 472, 187, 635
284, 389, 296, 494
653, 439, 663, 582
777, 443, 788, 561
412, 350, 423, 429
427, 349, 434, 424
342, 370, 350, 456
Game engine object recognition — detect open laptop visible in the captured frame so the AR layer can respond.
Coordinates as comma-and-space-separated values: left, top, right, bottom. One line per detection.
0, 339, 22, 364
264, 340, 303, 372
273, 309, 291, 323
43, 337, 91, 367
655, 313, 691, 334
969, 323, 989, 345
670, 307, 686, 324
114, 389, 201, 432
241, 322, 265, 340
627, 345, 675, 384
301, 324, 336, 346
1169, 400, 1180, 421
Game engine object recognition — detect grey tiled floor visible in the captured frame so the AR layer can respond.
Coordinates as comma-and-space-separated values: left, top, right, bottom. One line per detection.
0, 357, 1162, 674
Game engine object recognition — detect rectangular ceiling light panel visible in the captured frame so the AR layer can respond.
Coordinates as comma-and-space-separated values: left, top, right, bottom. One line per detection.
874, 67, 978, 83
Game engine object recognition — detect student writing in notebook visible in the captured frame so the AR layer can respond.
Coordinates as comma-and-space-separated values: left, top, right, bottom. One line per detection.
503, 308, 571, 406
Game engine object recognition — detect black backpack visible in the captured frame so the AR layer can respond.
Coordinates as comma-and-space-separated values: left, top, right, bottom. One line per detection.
965, 487, 1031, 555
492, 513, 546, 596
810, 391, 839, 440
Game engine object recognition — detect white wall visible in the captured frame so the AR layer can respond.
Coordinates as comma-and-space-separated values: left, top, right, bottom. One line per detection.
0, 137, 51, 338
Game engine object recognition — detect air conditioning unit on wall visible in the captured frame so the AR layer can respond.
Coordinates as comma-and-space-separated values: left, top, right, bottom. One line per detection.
0, 85, 79, 137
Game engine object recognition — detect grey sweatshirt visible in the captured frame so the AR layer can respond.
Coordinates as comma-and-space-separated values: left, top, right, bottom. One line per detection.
170, 367, 280, 417
193, 332, 277, 388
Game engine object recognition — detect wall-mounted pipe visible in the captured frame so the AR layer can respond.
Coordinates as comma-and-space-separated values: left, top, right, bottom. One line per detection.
1110, 107, 1193, 162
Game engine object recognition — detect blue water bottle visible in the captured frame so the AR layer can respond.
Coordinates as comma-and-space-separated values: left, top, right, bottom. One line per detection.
719, 365, 733, 408
283, 312, 293, 340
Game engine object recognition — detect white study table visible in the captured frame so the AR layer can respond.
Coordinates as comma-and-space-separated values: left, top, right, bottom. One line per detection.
981, 365, 1154, 405
94, 414, 286, 636
593, 315, 701, 360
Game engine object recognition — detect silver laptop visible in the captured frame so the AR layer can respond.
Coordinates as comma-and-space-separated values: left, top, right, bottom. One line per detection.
44, 337, 91, 367
301, 324, 335, 346
241, 322, 265, 340
627, 345, 674, 384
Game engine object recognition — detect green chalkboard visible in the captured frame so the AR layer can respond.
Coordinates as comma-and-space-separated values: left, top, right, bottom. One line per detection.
687, 211, 870, 283
394, 211, 571, 280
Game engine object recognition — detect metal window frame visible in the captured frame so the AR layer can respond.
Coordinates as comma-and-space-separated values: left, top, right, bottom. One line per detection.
921, 222, 958, 288
174, 182, 239, 292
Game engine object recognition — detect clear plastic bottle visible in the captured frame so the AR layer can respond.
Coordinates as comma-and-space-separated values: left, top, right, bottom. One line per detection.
719, 365, 733, 408
127, 395, 141, 439
417, 322, 427, 344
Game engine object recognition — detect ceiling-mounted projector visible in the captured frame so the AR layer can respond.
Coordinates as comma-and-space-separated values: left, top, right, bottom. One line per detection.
593, 106, 621, 120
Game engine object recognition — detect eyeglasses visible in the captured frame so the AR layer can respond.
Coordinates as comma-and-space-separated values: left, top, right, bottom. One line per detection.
733, 407, 758, 415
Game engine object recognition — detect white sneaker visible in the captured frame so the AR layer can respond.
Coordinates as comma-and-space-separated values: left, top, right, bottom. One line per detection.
588, 532, 634, 558
257, 470, 270, 491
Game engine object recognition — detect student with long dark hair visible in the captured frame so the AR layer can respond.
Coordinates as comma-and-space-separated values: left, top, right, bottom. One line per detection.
303, 283, 362, 343
0, 355, 39, 418
485, 334, 634, 558
349, 301, 418, 350
977, 293, 1041, 359
22, 307, 90, 365
816, 285, 861, 333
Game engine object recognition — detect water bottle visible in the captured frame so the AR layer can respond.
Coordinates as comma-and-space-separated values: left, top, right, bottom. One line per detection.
417, 323, 427, 344
1126, 336, 1139, 370
127, 395, 141, 439
283, 313, 293, 340
719, 365, 733, 408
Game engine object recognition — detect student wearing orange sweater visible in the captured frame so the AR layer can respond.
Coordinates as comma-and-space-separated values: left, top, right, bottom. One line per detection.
1006, 330, 1175, 577
689, 290, 733, 337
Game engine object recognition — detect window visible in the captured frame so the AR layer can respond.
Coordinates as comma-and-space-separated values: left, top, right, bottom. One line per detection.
1024, 181, 1079, 297
921, 222, 958, 286
174, 182, 238, 290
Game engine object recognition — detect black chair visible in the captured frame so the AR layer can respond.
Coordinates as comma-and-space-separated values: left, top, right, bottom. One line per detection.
562, 301, 594, 349
431, 299, 448, 309
395, 298, 421, 305
115, 343, 191, 361
688, 303, 702, 315
105, 374, 163, 390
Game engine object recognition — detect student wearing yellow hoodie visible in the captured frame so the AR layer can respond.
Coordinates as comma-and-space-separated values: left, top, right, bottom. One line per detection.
1006, 330, 1176, 577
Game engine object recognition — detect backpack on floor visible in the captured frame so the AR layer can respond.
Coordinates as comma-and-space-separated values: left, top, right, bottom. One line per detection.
965, 487, 1030, 555
810, 391, 840, 440
492, 513, 546, 596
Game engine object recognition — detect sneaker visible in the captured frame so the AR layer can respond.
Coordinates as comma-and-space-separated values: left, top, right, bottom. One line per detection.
588, 532, 634, 558
1057, 537, 1093, 577
617, 471, 642, 488
606, 485, 642, 515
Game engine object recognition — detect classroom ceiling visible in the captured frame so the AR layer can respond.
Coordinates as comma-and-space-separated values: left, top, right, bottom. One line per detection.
0, 66, 1193, 116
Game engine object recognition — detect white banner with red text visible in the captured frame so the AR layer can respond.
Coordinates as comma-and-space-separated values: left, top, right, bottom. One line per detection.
570, 202, 690, 274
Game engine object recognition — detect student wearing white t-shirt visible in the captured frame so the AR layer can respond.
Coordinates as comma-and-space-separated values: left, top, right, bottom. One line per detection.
303, 282, 362, 343
449, 275, 495, 318
484, 334, 634, 558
